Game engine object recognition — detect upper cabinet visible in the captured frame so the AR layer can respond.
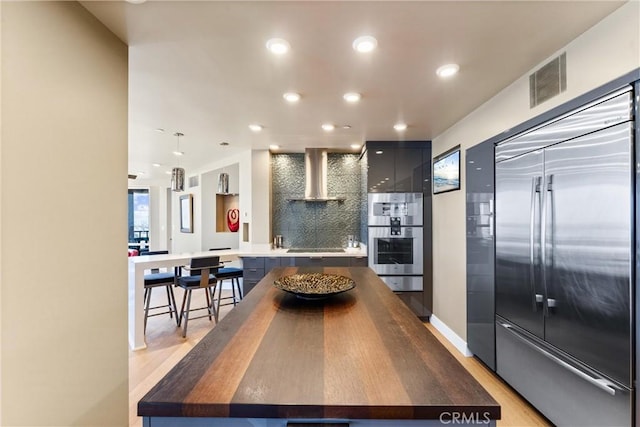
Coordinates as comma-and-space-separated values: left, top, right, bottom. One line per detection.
364, 141, 431, 193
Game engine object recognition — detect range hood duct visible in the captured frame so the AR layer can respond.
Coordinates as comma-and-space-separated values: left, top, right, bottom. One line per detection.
288, 148, 344, 202
304, 148, 329, 200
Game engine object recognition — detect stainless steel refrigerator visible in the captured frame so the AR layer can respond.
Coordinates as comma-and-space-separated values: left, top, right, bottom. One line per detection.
495, 87, 634, 426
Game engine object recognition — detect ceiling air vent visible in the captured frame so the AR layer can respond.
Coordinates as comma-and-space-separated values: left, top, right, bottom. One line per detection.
529, 52, 566, 108
188, 175, 199, 188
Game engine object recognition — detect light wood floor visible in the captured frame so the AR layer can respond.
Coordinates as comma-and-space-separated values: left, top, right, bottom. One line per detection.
129, 288, 551, 427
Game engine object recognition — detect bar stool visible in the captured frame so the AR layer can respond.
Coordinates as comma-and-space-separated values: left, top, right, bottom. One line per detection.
215, 266, 244, 315
207, 248, 243, 314
143, 250, 178, 333
177, 256, 221, 338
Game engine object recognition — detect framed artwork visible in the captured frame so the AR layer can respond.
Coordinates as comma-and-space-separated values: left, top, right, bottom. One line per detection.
180, 194, 193, 233
433, 146, 461, 194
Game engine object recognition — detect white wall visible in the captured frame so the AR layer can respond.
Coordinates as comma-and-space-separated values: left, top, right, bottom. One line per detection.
134, 149, 272, 254
201, 163, 241, 250
1, 2, 128, 425
247, 150, 272, 248
431, 1, 640, 340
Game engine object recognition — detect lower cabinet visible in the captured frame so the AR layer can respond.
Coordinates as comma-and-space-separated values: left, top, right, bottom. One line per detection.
376, 275, 426, 318
349, 256, 368, 267
294, 257, 350, 267
240, 256, 369, 295
241, 257, 266, 295
394, 292, 425, 317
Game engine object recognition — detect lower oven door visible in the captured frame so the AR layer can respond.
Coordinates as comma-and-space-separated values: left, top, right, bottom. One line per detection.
368, 226, 423, 275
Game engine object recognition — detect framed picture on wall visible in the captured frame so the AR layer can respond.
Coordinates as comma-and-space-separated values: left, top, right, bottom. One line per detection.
433, 146, 461, 194
180, 194, 193, 233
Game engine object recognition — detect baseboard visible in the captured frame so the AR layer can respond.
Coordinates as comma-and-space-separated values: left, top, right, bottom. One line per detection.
429, 314, 474, 357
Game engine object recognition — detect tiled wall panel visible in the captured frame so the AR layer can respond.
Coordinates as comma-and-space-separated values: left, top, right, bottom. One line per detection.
272, 153, 363, 248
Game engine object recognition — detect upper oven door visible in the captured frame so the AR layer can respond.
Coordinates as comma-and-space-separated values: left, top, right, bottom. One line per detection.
367, 193, 423, 226
368, 226, 423, 275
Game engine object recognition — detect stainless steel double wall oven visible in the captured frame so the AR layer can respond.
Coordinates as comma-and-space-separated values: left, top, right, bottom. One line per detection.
368, 193, 423, 291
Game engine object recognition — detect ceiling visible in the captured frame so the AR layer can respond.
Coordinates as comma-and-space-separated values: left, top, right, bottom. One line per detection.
81, 1, 625, 181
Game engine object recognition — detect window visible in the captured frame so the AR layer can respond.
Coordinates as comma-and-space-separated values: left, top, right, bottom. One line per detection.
128, 189, 149, 243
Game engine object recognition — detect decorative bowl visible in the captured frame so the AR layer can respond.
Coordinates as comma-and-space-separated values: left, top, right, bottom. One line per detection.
273, 273, 356, 300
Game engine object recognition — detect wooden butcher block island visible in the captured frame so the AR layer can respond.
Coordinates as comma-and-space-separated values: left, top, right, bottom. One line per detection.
139, 267, 500, 427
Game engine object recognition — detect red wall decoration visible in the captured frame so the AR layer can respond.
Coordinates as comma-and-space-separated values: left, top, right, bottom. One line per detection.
227, 208, 239, 232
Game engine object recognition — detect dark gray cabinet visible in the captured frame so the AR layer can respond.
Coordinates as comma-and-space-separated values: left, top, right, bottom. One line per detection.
395, 292, 425, 316
241, 256, 267, 295
293, 257, 350, 267
465, 140, 495, 370
365, 141, 429, 193
363, 141, 433, 319
240, 256, 369, 294
349, 256, 368, 267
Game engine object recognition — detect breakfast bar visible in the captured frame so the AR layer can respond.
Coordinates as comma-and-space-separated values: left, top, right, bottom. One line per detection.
138, 267, 500, 426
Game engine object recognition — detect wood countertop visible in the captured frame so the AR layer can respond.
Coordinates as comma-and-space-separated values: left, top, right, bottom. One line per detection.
138, 267, 500, 421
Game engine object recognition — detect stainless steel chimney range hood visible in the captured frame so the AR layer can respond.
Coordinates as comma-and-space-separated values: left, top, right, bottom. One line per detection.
287, 148, 345, 202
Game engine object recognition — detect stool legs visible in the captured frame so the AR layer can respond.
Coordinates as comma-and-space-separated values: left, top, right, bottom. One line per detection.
144, 284, 178, 334
215, 277, 244, 321
179, 285, 219, 338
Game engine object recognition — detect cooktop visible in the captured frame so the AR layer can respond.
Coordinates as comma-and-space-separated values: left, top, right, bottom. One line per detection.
286, 248, 345, 253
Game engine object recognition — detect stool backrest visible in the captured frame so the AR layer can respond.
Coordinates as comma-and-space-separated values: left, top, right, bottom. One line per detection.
146, 250, 169, 255
189, 256, 220, 277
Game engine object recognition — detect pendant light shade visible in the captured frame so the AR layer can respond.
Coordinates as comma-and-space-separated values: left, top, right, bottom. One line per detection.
171, 132, 185, 192
217, 172, 229, 194
171, 167, 185, 192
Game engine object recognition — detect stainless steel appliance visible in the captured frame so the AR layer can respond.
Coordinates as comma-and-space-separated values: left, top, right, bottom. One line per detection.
367, 192, 423, 226
368, 193, 424, 289
495, 87, 634, 426
368, 226, 423, 275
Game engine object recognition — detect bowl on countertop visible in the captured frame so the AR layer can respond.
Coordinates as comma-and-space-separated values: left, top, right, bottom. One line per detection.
273, 273, 356, 300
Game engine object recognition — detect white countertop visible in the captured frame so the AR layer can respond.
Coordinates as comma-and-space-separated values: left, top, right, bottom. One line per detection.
129, 246, 367, 266
237, 246, 367, 257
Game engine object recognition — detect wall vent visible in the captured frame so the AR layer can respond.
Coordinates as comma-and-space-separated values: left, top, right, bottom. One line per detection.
529, 52, 566, 108
188, 175, 199, 188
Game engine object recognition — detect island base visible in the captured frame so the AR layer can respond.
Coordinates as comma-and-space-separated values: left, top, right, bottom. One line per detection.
143, 417, 496, 427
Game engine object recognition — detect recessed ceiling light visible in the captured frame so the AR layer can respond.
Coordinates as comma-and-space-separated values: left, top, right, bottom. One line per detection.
283, 92, 301, 103
269, 144, 280, 150
220, 141, 230, 146
342, 125, 352, 129
375, 150, 383, 155
249, 124, 263, 132
394, 123, 408, 131
436, 63, 460, 78
125, 0, 147, 4
266, 38, 290, 55
343, 92, 361, 103
173, 150, 184, 156
155, 128, 165, 133
322, 123, 335, 131
353, 35, 377, 53
350, 144, 361, 150
152, 163, 161, 167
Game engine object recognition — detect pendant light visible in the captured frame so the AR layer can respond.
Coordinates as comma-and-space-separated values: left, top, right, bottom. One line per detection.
171, 132, 185, 192
217, 172, 229, 194
217, 141, 230, 194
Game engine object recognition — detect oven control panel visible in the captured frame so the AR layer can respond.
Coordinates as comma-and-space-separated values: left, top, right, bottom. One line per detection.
390, 217, 401, 235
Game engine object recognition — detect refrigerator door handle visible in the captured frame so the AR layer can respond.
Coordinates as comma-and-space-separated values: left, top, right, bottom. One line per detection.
540, 174, 552, 317
529, 176, 542, 311
498, 322, 621, 396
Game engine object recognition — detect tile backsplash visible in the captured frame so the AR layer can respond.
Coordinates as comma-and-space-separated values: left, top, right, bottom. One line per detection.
272, 153, 364, 248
